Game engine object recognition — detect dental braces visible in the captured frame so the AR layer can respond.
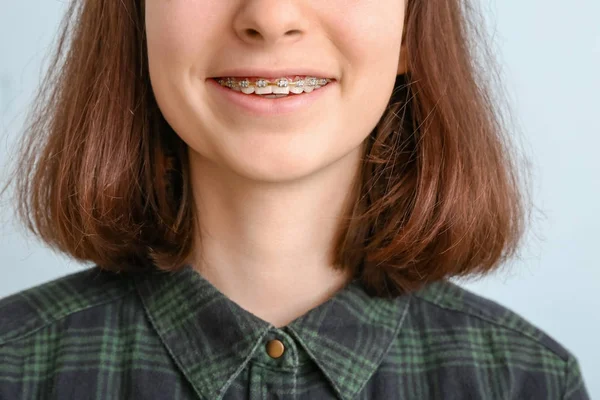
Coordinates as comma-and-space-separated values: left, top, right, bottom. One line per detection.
217, 77, 331, 90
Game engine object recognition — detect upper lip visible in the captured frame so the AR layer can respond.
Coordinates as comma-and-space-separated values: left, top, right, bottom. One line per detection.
210, 68, 337, 80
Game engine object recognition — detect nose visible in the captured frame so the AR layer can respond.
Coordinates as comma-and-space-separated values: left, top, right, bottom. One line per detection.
233, 0, 306, 46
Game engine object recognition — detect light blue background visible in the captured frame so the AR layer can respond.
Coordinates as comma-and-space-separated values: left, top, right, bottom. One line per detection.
1, 1, 598, 396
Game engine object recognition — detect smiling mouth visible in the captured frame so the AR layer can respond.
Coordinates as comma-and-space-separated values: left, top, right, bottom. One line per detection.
213, 76, 333, 98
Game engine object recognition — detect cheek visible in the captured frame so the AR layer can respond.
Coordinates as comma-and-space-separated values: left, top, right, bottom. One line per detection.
143, 3, 215, 150
144, 1, 223, 127
325, 1, 404, 66
326, 4, 404, 136
145, 4, 183, 61
144, 2, 221, 71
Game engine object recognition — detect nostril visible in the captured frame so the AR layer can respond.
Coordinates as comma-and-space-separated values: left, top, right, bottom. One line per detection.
284, 29, 302, 38
245, 28, 261, 38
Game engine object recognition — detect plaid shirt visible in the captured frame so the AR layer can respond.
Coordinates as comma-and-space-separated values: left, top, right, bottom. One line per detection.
0, 264, 590, 399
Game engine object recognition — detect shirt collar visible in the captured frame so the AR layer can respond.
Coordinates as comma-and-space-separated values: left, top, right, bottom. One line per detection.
134, 264, 411, 400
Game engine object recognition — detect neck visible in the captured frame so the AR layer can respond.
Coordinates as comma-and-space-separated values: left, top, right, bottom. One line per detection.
185, 146, 362, 328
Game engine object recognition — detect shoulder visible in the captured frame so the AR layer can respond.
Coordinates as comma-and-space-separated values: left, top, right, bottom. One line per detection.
409, 279, 573, 361
400, 279, 590, 399
0, 266, 136, 346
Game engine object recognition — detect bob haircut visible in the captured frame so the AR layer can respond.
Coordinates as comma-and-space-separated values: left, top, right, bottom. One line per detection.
4, 0, 531, 297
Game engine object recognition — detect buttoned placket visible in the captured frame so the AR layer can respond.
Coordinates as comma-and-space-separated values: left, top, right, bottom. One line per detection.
246, 328, 302, 400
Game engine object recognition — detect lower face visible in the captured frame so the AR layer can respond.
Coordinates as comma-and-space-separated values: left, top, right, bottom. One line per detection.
145, 0, 406, 182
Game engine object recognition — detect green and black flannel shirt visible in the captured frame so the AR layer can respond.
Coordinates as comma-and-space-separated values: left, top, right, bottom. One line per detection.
0, 264, 590, 399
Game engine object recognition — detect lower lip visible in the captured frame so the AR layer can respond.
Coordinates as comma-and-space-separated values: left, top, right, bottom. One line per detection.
206, 78, 335, 117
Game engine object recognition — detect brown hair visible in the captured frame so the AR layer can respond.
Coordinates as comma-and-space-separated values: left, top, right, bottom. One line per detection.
2, 0, 531, 297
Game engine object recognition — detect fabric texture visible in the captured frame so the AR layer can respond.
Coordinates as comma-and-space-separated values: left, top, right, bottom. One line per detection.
0, 264, 590, 399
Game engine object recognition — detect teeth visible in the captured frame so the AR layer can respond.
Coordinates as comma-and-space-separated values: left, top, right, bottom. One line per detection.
217, 76, 332, 96
255, 86, 273, 95
272, 86, 290, 95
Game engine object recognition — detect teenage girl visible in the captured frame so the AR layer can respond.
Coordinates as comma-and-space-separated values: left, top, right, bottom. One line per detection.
0, 0, 590, 399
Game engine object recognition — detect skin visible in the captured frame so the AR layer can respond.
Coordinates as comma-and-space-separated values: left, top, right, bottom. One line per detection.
145, 0, 408, 328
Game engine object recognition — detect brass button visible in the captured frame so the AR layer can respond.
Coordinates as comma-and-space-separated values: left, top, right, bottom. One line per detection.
266, 339, 285, 359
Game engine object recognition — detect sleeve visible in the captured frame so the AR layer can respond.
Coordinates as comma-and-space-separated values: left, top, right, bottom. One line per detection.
562, 353, 591, 400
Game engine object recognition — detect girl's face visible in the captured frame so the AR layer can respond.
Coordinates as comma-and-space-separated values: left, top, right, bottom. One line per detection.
145, 0, 407, 181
